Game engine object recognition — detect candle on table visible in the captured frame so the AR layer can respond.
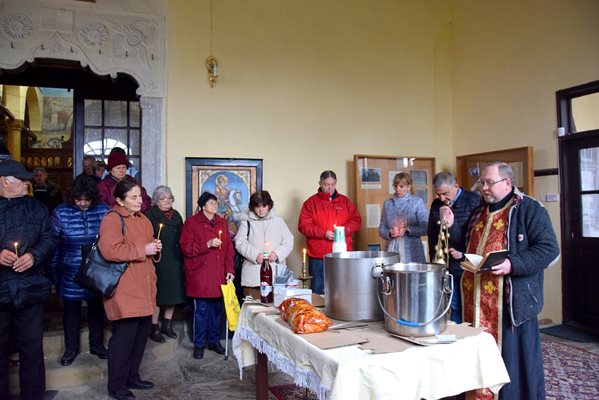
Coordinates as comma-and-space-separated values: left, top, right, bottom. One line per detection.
14, 242, 19, 258
302, 248, 307, 265
156, 223, 164, 240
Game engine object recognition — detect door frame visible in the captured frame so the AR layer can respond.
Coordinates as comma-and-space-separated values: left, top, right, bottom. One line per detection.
557, 80, 599, 327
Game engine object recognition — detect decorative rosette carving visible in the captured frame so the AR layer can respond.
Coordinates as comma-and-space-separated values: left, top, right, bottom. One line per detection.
79, 22, 109, 47
2, 12, 33, 40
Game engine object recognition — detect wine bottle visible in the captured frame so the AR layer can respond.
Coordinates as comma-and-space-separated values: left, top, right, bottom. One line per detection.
260, 251, 273, 303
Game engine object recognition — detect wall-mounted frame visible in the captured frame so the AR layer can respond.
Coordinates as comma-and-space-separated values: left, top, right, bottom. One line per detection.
185, 158, 263, 223
455, 146, 534, 197
353, 154, 435, 252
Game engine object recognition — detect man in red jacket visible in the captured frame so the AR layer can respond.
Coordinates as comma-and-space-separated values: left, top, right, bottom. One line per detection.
298, 170, 362, 294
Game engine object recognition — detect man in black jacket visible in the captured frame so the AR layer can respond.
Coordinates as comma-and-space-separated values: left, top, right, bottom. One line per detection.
427, 172, 480, 323
0, 160, 57, 400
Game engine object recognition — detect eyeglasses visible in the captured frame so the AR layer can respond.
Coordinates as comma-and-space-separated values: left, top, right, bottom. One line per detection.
159, 196, 174, 202
476, 178, 507, 188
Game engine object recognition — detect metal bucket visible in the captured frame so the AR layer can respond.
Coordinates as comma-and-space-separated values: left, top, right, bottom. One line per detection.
324, 251, 399, 321
373, 262, 452, 337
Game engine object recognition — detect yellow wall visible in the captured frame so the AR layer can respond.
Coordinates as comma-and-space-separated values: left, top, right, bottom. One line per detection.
165, 0, 599, 323
166, 0, 453, 265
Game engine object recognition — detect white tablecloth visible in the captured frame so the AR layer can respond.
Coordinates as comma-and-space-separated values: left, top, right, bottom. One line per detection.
233, 304, 509, 400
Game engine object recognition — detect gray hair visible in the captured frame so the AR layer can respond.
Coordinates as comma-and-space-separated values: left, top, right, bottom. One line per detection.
320, 170, 337, 181
432, 172, 456, 189
151, 185, 174, 206
486, 162, 515, 183
5, 176, 18, 183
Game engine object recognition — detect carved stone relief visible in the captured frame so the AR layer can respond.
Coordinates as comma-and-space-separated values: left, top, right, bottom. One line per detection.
0, 0, 167, 191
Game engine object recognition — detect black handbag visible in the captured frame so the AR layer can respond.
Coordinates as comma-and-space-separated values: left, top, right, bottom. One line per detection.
75, 212, 127, 297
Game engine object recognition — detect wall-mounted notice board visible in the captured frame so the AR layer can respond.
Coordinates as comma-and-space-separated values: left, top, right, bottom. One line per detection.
353, 154, 435, 252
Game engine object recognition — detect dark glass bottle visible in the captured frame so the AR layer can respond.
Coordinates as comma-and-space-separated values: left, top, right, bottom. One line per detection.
260, 251, 273, 303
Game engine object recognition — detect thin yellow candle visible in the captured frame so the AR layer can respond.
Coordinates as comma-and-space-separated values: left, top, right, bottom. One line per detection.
218, 230, 222, 249
156, 223, 164, 240
302, 248, 307, 264
14, 242, 19, 257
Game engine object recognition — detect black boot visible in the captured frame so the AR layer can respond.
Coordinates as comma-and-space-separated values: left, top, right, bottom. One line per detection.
161, 319, 177, 339
149, 323, 165, 343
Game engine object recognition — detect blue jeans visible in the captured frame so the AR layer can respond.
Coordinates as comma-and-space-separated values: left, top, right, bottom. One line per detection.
448, 267, 463, 323
309, 258, 324, 294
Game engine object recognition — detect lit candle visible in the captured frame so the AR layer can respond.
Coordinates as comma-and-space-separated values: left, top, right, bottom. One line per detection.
14, 242, 19, 258
302, 248, 307, 265
156, 223, 164, 240
218, 230, 222, 249
265, 242, 270, 253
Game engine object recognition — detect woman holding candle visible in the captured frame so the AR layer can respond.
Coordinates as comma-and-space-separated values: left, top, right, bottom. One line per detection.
235, 191, 294, 300
144, 186, 186, 343
98, 179, 162, 400
180, 192, 234, 360
378, 172, 429, 262
47, 175, 110, 366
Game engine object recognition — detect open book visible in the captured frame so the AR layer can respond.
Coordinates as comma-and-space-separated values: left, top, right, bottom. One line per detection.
460, 250, 509, 273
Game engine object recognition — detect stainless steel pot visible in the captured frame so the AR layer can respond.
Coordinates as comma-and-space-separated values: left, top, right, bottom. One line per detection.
324, 251, 399, 321
374, 262, 452, 337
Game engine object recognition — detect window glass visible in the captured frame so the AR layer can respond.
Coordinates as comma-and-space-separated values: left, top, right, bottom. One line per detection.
572, 93, 599, 133
579, 147, 599, 191
582, 194, 599, 238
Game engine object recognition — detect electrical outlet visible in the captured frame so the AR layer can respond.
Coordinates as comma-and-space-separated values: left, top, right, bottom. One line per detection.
543, 193, 559, 202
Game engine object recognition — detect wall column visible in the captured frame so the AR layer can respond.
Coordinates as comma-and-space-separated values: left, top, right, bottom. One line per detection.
6, 119, 23, 161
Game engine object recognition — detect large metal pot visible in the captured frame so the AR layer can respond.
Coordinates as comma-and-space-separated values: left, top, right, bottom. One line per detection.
324, 251, 399, 321
374, 262, 452, 337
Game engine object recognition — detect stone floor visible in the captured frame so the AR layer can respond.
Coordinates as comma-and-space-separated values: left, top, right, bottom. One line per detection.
51, 337, 288, 400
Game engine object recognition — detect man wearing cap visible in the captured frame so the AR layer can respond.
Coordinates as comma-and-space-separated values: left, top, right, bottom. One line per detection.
97, 151, 151, 212
0, 160, 58, 400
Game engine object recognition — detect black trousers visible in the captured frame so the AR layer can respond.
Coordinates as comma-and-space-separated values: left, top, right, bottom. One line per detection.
107, 316, 151, 393
63, 297, 106, 351
0, 303, 45, 400
499, 305, 545, 400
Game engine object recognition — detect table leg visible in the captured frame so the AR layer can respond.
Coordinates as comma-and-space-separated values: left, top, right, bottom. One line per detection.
255, 350, 268, 400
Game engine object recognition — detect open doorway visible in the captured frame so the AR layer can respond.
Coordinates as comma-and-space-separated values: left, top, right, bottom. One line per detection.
1, 59, 141, 193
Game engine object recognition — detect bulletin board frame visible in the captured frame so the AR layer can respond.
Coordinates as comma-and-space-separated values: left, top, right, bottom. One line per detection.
353, 154, 435, 253
455, 146, 534, 197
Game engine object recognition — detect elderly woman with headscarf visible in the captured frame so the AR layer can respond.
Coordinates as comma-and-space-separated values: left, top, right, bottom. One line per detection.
97, 151, 151, 212
144, 186, 186, 343
179, 192, 234, 360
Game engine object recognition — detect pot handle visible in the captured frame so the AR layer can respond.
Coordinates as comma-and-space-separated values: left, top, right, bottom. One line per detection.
371, 261, 384, 279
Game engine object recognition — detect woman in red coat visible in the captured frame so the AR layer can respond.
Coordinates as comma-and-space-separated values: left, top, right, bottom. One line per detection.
179, 192, 234, 360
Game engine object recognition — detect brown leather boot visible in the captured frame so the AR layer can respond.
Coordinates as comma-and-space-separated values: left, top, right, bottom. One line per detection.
149, 323, 165, 343
161, 319, 177, 339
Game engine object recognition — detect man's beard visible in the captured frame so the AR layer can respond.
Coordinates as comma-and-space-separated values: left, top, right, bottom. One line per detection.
483, 194, 497, 204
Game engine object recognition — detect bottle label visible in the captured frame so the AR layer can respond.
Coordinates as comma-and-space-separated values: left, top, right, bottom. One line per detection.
260, 282, 272, 297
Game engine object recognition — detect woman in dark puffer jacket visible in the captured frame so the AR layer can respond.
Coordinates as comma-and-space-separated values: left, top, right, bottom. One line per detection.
48, 175, 110, 366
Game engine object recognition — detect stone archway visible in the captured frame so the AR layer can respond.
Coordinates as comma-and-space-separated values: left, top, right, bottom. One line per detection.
0, 0, 167, 191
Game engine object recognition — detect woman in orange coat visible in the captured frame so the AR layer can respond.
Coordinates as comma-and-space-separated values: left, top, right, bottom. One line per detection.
98, 179, 162, 400
180, 192, 234, 360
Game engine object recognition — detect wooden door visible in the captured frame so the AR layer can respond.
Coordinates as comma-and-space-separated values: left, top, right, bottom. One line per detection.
559, 131, 599, 329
